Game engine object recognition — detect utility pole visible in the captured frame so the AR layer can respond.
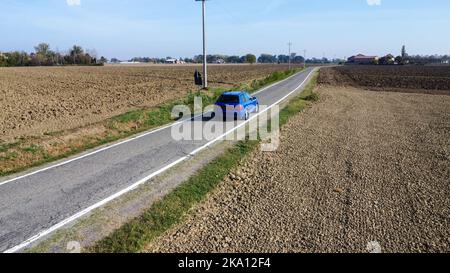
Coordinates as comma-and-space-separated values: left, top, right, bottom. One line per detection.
288, 42, 292, 70
196, 0, 208, 89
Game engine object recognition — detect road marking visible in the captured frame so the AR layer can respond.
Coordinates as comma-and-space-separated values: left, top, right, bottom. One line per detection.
4, 68, 315, 253
0, 69, 306, 188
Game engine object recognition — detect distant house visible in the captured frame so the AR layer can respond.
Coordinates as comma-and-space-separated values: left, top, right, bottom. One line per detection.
119, 61, 140, 64
347, 54, 379, 65
165, 58, 177, 64
442, 59, 449, 64
215, 59, 226, 64
165, 58, 185, 64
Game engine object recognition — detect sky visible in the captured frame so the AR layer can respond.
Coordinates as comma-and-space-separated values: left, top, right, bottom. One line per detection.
1, 0, 449, 60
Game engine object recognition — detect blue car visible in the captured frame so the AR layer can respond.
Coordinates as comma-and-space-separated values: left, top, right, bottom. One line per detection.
215, 91, 259, 120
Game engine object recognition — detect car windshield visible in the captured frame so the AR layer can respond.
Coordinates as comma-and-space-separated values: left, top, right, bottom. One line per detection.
217, 95, 239, 104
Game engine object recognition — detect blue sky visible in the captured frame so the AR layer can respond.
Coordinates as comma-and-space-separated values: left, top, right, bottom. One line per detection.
1, 0, 449, 59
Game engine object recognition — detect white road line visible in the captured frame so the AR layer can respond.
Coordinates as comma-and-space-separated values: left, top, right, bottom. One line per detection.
0, 69, 306, 188
4, 68, 315, 253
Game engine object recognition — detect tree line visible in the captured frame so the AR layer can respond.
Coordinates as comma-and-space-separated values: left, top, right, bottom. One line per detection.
124, 54, 320, 64
126, 54, 260, 64
0, 43, 108, 67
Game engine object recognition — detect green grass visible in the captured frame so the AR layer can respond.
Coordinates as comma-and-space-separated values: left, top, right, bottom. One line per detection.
249, 69, 300, 91
22, 145, 43, 154
0, 152, 19, 161
114, 109, 144, 123
91, 70, 319, 253
0, 145, 7, 153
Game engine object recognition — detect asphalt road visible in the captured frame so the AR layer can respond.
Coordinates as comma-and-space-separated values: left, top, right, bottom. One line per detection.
0, 67, 315, 252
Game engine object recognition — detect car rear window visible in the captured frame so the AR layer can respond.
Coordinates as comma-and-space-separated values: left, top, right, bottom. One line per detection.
217, 95, 240, 104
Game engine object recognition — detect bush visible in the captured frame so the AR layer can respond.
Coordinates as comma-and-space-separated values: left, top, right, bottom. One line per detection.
304, 92, 319, 102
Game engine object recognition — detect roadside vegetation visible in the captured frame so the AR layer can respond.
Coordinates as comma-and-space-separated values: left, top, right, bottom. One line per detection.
0, 43, 105, 67
0, 68, 303, 177
91, 71, 319, 253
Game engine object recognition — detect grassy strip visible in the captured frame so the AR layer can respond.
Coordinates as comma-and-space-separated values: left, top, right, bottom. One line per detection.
0, 68, 302, 177
91, 71, 318, 253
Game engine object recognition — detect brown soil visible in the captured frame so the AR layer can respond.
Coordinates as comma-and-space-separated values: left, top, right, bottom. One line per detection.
146, 85, 450, 253
0, 64, 294, 141
318, 66, 450, 94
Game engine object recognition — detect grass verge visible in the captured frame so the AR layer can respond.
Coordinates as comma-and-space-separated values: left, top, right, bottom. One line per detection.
0, 68, 303, 177
91, 70, 318, 253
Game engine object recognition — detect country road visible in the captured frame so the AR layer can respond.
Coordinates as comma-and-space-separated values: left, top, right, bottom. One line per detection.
0, 67, 316, 252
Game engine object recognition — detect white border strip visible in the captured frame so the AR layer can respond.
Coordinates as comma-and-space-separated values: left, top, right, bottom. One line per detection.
4, 68, 315, 253
0, 69, 303, 188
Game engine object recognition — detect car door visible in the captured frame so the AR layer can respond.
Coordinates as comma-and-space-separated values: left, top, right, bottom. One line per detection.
241, 94, 251, 112
243, 93, 255, 112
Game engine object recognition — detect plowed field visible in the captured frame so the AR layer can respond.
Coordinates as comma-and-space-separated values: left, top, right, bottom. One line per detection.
0, 64, 293, 140
318, 66, 450, 93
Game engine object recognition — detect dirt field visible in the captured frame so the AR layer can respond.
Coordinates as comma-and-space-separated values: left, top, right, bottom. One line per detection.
318, 66, 450, 94
147, 81, 450, 253
0, 64, 293, 140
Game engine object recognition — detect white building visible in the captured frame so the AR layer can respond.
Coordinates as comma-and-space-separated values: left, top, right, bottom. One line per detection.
165, 58, 185, 64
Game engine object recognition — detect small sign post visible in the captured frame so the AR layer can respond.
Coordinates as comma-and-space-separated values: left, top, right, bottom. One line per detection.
194, 69, 203, 87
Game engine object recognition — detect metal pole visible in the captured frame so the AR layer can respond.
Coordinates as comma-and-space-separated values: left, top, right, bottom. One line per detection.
201, 0, 208, 89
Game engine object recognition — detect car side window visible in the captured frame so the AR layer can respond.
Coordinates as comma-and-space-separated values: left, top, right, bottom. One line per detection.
241, 94, 248, 103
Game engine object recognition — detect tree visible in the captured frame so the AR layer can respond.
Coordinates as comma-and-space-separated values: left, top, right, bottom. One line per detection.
401, 45, 407, 59
293, 55, 305, 64
258, 54, 277, 63
0, 53, 6, 67
277, 55, 290, 63
70, 45, 84, 56
379, 54, 395, 65
245, 54, 256, 64
226, 56, 241, 63
69, 45, 85, 64
33, 43, 54, 66
34, 43, 50, 55
99, 56, 108, 64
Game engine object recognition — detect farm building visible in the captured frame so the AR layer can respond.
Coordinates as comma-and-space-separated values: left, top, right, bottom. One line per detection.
165, 58, 185, 64
347, 54, 379, 65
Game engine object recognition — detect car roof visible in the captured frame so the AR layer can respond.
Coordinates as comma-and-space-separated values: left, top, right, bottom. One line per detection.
221, 91, 248, 96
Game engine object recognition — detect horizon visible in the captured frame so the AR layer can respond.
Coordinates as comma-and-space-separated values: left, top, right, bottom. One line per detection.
1, 0, 450, 60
